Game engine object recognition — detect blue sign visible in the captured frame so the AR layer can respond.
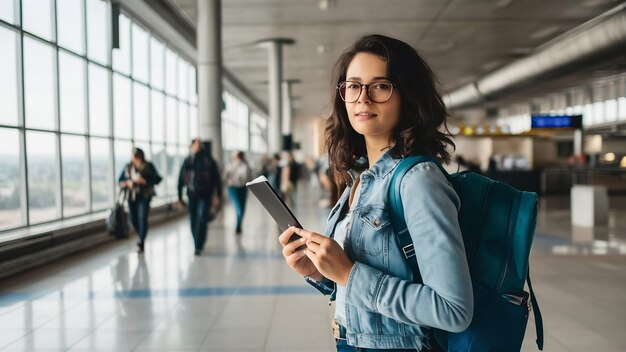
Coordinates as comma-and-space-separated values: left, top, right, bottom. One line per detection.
531, 115, 582, 129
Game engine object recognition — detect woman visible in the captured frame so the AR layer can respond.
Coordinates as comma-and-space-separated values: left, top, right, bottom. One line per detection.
278, 35, 473, 351
118, 147, 162, 253
223, 151, 252, 234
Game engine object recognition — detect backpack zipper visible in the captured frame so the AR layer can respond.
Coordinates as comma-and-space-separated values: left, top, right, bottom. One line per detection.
468, 179, 494, 267
496, 191, 518, 294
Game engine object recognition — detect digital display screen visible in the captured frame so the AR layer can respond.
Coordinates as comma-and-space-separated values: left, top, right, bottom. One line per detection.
531, 115, 582, 129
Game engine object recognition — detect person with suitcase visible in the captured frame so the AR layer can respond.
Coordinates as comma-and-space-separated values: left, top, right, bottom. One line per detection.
118, 147, 162, 253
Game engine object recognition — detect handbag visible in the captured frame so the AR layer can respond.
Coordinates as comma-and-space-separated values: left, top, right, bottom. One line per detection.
107, 189, 130, 239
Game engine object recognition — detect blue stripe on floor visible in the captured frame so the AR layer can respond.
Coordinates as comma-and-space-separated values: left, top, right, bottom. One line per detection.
0, 285, 318, 305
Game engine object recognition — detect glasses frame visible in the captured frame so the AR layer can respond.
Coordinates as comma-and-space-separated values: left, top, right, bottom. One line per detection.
337, 80, 397, 103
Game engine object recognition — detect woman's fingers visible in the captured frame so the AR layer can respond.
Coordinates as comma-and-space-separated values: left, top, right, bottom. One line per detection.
282, 237, 307, 257
293, 227, 326, 243
303, 248, 320, 267
278, 227, 297, 246
305, 240, 321, 254
285, 248, 307, 267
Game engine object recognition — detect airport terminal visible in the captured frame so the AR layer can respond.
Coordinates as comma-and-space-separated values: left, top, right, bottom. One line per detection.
0, 0, 625, 351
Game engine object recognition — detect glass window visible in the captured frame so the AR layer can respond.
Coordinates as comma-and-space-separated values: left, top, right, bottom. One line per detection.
583, 104, 594, 126
189, 67, 197, 104
0, 27, 19, 126
222, 92, 249, 151
90, 138, 111, 211
573, 105, 583, 115
166, 145, 179, 197
86, 0, 109, 65
250, 112, 268, 153
166, 96, 177, 144
59, 51, 86, 133
178, 102, 188, 145
57, 0, 84, 54
0, 0, 16, 24
114, 140, 132, 182
593, 102, 604, 124
150, 37, 164, 90
165, 48, 177, 96
178, 146, 187, 166
178, 59, 188, 101
190, 105, 198, 138
133, 83, 149, 141
151, 143, 166, 198
61, 135, 88, 217
151, 91, 164, 142
23, 0, 53, 41
134, 142, 151, 161
27, 131, 59, 224
112, 13, 130, 75
113, 74, 131, 138
0, 128, 23, 230
605, 99, 617, 122
24, 38, 56, 130
89, 64, 110, 136
618, 97, 626, 121
132, 23, 149, 83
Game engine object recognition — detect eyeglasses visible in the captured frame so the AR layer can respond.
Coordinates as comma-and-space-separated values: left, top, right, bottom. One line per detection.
337, 80, 396, 103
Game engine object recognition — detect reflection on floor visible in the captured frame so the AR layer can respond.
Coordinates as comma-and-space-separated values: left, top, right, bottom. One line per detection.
0, 181, 624, 351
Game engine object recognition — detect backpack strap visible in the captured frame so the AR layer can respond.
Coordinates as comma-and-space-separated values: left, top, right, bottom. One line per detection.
388, 155, 445, 283
527, 268, 544, 350
390, 156, 545, 351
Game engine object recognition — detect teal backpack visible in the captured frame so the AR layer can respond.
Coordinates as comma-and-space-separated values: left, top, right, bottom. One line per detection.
388, 156, 544, 352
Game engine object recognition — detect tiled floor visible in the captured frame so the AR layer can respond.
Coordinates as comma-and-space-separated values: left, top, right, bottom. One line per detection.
0, 181, 624, 351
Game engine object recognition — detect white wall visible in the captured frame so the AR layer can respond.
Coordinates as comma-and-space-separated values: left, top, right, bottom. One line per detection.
451, 137, 493, 170
493, 137, 534, 168
533, 138, 560, 167
602, 138, 626, 154
293, 115, 320, 159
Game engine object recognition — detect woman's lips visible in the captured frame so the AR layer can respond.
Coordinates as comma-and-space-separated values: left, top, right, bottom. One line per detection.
355, 112, 377, 121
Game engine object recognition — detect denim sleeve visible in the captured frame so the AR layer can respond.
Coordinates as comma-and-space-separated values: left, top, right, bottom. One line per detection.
304, 276, 336, 296
345, 162, 473, 333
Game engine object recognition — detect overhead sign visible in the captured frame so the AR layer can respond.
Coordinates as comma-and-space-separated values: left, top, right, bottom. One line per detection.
531, 115, 582, 129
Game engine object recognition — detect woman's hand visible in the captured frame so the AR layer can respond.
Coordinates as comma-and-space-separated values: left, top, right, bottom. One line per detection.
279, 227, 320, 280
293, 227, 354, 287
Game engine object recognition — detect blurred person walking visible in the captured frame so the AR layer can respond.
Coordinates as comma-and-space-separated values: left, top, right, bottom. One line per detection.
223, 151, 253, 235
118, 147, 162, 253
280, 152, 300, 208
177, 139, 222, 255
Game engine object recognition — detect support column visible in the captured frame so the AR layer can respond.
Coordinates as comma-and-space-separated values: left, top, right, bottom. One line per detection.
282, 79, 300, 150
258, 38, 294, 153
574, 129, 583, 155
197, 0, 223, 164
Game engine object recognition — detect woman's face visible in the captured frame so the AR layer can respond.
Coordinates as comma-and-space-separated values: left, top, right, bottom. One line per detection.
190, 140, 202, 154
131, 155, 143, 167
344, 52, 401, 143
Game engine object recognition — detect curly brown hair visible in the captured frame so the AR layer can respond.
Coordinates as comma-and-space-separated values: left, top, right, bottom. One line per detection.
325, 34, 455, 193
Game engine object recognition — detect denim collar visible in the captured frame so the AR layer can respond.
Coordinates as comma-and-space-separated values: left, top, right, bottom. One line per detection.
350, 149, 403, 181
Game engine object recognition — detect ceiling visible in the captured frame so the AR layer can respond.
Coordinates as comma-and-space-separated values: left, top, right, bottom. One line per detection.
166, 0, 622, 120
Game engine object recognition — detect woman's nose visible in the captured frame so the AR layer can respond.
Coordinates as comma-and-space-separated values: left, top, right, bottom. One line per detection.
357, 85, 371, 104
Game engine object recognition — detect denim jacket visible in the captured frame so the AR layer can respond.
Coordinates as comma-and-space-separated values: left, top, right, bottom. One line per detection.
306, 151, 473, 350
